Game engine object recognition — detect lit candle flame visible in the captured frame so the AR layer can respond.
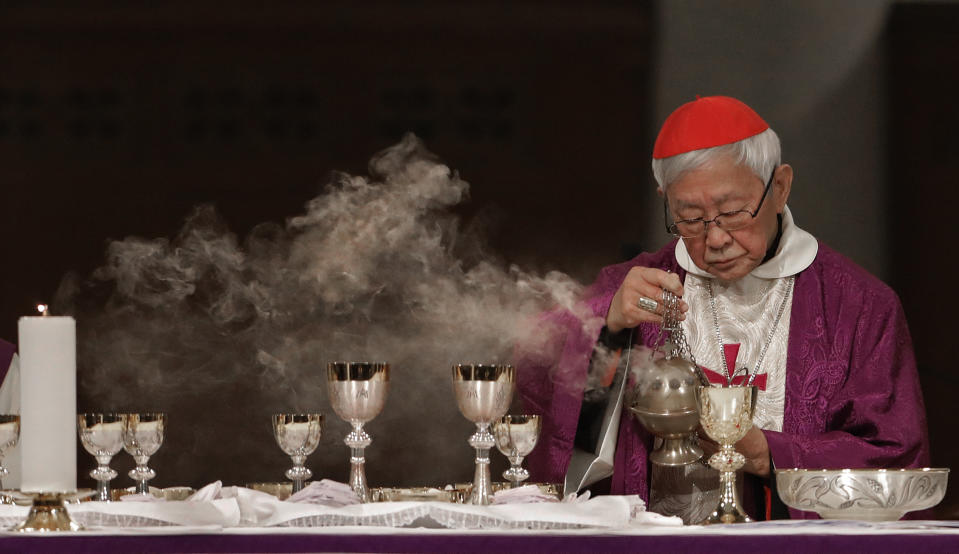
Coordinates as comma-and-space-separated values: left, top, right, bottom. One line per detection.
36, 304, 48, 316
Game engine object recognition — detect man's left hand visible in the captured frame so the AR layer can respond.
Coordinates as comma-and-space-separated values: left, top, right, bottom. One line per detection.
698, 427, 770, 477
736, 427, 770, 477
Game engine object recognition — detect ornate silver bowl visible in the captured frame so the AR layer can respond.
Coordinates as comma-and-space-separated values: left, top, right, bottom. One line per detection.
776, 468, 949, 521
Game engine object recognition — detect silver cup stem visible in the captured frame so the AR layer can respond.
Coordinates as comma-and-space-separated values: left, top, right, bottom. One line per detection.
132, 475, 150, 495
129, 459, 156, 495
701, 444, 751, 523
345, 422, 372, 502
131, 471, 153, 494
95, 479, 110, 502
503, 459, 530, 487
285, 454, 312, 494
91, 455, 118, 501
468, 423, 496, 505
715, 467, 750, 522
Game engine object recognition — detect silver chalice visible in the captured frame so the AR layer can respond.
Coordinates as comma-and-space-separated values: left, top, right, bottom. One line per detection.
697, 385, 757, 524
78, 413, 127, 501
492, 414, 541, 488
327, 362, 389, 502
0, 415, 19, 491
122, 413, 166, 495
452, 364, 514, 505
273, 413, 323, 494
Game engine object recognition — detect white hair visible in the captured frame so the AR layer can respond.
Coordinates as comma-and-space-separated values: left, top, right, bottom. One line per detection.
651, 128, 781, 191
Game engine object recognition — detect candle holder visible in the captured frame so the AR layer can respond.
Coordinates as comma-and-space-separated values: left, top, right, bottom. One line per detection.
4, 491, 86, 531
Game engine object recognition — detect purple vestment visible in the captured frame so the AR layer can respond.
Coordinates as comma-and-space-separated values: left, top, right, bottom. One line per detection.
516, 240, 930, 519
0, 339, 14, 386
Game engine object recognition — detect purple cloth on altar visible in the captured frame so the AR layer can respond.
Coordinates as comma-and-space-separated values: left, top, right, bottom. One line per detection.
0, 339, 15, 386
1, 531, 959, 553
516, 240, 930, 520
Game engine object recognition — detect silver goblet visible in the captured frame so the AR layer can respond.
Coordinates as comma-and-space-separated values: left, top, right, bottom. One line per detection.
0, 415, 19, 491
697, 385, 757, 524
492, 414, 541, 488
78, 413, 127, 502
272, 413, 323, 494
452, 364, 514, 505
327, 362, 389, 502
122, 413, 166, 495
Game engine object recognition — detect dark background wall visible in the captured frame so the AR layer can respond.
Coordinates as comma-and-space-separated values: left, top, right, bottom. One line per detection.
887, 2, 959, 520
0, 0, 655, 495
1, 1, 957, 517
0, 1, 652, 341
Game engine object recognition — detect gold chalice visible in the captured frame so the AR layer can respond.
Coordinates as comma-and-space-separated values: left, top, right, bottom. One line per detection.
697, 385, 757, 524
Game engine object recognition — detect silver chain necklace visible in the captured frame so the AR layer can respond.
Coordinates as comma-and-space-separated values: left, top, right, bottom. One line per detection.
705, 276, 795, 386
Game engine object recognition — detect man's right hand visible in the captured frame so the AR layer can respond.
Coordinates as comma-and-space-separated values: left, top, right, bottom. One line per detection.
606, 267, 687, 333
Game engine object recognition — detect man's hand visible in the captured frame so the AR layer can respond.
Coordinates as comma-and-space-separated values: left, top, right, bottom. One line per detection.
735, 427, 771, 477
698, 427, 770, 478
606, 267, 687, 333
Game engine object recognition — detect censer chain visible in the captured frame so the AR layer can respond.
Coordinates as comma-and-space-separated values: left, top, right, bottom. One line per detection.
660, 289, 711, 387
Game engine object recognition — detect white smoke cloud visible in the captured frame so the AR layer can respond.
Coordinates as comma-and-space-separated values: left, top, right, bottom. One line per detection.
59, 134, 603, 487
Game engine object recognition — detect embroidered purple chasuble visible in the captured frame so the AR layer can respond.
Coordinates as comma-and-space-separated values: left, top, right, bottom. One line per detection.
516, 240, 930, 519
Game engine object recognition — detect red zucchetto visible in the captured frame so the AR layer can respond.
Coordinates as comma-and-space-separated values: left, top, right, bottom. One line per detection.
652, 96, 769, 159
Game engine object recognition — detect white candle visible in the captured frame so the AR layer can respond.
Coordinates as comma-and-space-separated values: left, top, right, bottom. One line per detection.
18, 314, 77, 492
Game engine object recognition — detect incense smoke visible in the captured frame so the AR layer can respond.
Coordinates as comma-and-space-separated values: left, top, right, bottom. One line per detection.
57, 134, 603, 487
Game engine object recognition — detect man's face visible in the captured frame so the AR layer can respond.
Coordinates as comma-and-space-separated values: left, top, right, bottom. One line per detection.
665, 155, 789, 281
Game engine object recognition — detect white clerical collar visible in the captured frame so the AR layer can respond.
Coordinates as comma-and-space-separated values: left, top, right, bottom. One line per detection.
675, 206, 818, 279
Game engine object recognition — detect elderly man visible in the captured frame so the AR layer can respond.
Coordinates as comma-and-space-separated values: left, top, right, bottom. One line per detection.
517, 96, 929, 521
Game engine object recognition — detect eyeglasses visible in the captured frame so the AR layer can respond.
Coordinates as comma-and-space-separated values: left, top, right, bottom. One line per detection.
663, 168, 775, 239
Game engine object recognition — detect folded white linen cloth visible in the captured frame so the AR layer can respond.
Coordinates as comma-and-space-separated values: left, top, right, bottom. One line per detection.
68, 497, 241, 528
234, 491, 641, 529
492, 484, 560, 504
0, 489, 680, 530
622, 494, 683, 527
188, 480, 223, 502
287, 479, 361, 506
218, 486, 285, 527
